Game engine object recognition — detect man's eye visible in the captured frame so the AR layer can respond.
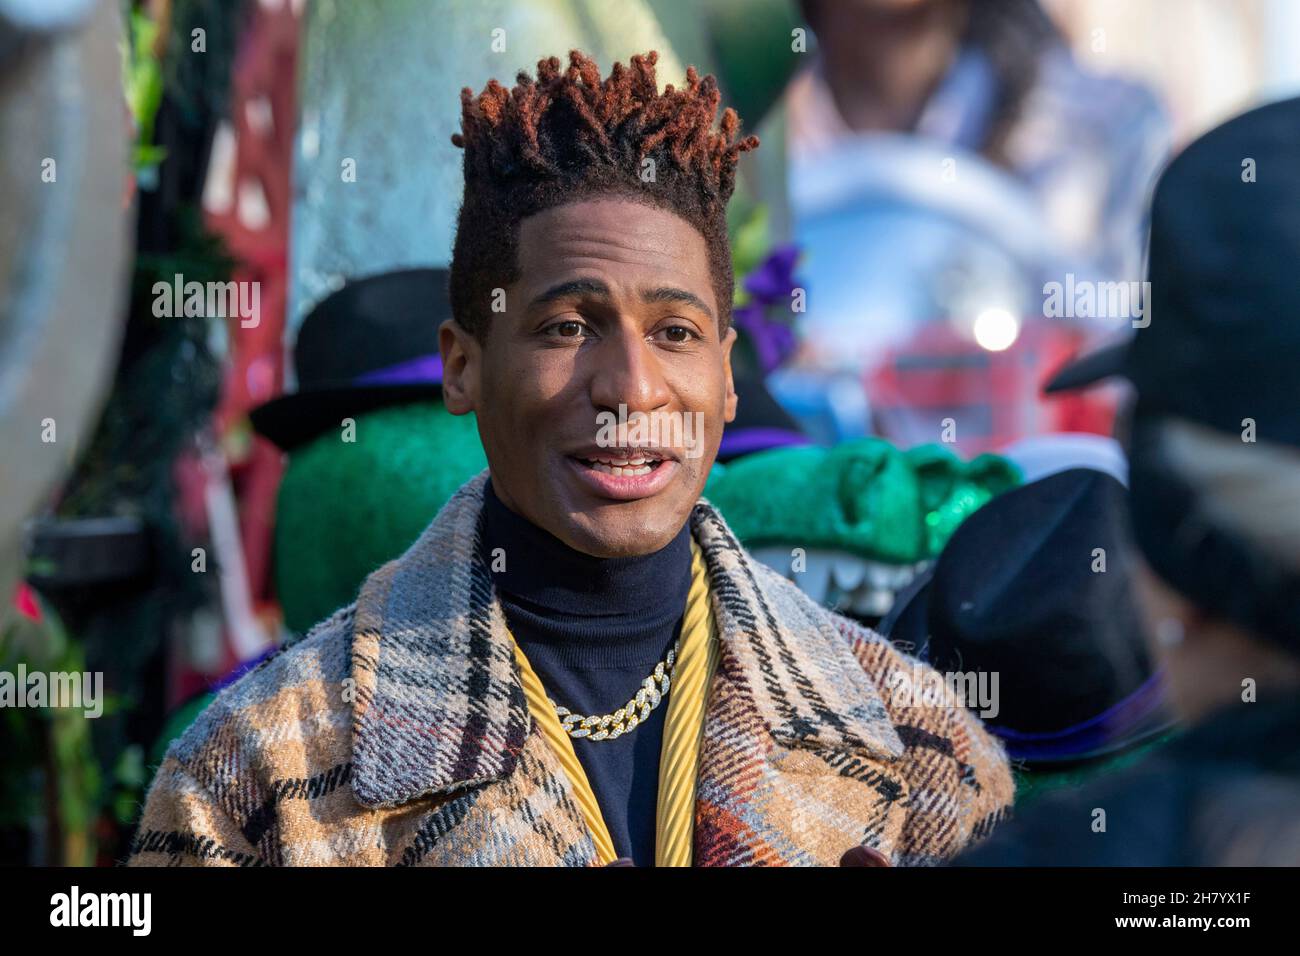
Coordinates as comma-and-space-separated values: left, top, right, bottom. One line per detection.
658, 325, 696, 343
547, 320, 587, 338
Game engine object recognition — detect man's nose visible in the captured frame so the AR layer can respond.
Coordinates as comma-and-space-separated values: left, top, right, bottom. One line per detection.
589, 331, 672, 415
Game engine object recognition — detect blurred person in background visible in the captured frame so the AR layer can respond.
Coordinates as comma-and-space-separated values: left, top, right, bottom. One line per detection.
961, 96, 1300, 866
791, 0, 1166, 273
774, 0, 1170, 451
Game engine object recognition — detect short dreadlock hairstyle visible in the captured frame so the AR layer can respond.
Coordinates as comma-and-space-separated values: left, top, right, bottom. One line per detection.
449, 50, 759, 341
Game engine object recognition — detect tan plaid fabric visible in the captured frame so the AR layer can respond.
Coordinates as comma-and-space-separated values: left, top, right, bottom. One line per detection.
128, 471, 1012, 866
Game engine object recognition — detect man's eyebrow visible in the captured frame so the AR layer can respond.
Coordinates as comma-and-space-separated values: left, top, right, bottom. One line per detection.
530, 278, 612, 307
528, 279, 715, 322
640, 286, 714, 321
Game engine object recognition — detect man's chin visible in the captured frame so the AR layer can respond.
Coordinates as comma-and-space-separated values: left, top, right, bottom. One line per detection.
553, 495, 694, 559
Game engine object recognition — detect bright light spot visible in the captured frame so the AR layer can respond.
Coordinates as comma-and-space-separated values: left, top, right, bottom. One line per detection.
973, 308, 1020, 352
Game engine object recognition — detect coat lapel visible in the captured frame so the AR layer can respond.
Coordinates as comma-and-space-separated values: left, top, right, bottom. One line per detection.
689, 501, 911, 866
350, 472, 531, 809
690, 501, 904, 759
349, 471, 909, 865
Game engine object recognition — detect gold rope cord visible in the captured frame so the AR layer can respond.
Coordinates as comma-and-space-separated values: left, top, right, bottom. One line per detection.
654, 538, 719, 867
509, 537, 718, 867
511, 638, 619, 864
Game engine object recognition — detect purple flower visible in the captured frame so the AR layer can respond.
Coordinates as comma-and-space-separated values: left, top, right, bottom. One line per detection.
743, 244, 801, 302
735, 245, 802, 374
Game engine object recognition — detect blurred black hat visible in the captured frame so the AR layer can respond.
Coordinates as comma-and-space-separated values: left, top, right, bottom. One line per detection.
884, 468, 1174, 765
1045, 96, 1300, 447
250, 268, 449, 451
717, 370, 809, 462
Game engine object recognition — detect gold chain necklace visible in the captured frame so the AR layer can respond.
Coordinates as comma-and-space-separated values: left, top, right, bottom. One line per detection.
552, 641, 679, 741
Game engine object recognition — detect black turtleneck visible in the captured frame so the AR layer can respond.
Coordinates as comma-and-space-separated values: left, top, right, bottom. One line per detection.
477, 479, 693, 865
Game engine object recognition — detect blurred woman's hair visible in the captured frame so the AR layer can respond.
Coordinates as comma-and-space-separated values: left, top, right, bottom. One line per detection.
799, 0, 1062, 165
965, 0, 1062, 163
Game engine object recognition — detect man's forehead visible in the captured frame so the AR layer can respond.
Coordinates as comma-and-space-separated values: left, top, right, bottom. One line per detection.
515, 199, 713, 292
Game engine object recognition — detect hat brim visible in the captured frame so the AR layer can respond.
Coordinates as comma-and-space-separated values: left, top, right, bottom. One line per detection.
1043, 342, 1129, 394
250, 382, 443, 451
997, 706, 1179, 768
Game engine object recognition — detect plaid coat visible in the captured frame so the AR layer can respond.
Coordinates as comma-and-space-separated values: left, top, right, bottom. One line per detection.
128, 472, 1013, 866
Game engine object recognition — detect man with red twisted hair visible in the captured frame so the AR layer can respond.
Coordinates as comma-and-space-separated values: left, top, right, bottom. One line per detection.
131, 51, 1012, 867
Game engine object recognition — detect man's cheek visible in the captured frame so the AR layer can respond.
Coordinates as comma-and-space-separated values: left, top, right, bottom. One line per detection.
519, 369, 573, 411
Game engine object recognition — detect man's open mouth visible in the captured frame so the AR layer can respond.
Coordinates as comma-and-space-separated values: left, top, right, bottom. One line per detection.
565, 445, 683, 500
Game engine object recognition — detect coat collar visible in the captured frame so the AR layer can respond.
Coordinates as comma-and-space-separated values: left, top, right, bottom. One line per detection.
349, 470, 902, 809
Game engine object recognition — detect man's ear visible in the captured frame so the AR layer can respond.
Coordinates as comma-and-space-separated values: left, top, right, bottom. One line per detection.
720, 324, 739, 424
439, 318, 481, 415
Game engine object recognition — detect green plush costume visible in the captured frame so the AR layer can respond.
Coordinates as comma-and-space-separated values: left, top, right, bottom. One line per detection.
703, 438, 1020, 619
274, 402, 487, 634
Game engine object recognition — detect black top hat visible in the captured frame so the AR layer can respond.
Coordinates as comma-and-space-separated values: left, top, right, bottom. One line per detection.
883, 468, 1174, 765
250, 268, 450, 451
1045, 96, 1300, 447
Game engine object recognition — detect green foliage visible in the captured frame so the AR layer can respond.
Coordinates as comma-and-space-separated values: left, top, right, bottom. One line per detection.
163, 0, 247, 127
124, 8, 168, 174
112, 745, 147, 825
728, 201, 771, 305
0, 601, 101, 865
62, 204, 226, 524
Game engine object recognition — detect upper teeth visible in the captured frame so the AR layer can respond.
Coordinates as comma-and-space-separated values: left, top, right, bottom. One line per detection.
583, 453, 662, 477
589, 454, 658, 466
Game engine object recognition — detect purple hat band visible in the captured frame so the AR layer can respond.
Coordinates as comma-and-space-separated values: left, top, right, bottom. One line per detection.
352, 353, 443, 387
989, 671, 1172, 762
719, 427, 811, 458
